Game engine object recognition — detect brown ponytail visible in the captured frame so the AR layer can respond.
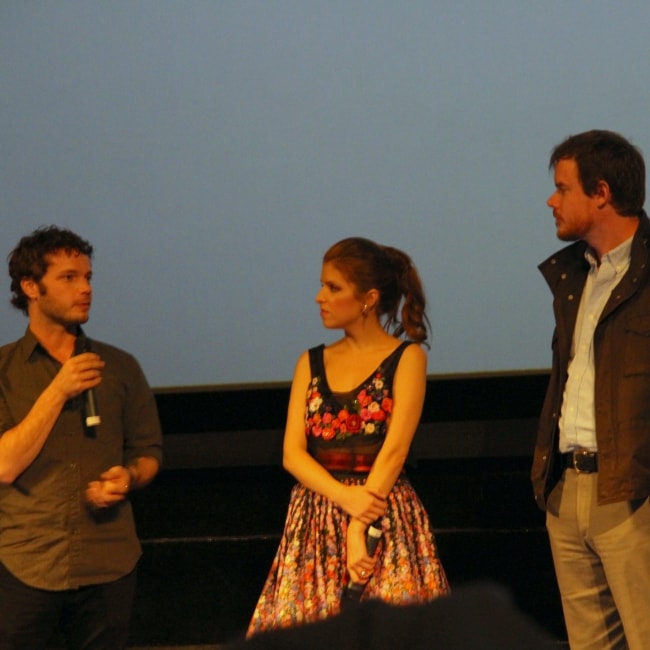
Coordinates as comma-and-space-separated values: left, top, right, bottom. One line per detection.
323, 237, 430, 345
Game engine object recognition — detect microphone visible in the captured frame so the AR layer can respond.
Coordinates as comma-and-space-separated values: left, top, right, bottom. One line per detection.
75, 334, 101, 428
342, 519, 383, 605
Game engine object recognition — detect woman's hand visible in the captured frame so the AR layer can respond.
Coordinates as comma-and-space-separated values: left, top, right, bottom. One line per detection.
339, 485, 386, 523
347, 518, 377, 583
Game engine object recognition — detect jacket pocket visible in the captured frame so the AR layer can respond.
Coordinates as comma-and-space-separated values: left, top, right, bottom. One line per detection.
624, 315, 650, 375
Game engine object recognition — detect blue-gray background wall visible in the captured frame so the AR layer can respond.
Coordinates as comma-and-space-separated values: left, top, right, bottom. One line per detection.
2, 1, 648, 389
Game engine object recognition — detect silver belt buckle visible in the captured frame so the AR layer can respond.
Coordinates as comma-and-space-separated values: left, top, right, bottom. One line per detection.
573, 448, 591, 474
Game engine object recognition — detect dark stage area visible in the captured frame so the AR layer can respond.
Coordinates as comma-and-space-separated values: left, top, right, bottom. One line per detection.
82, 371, 570, 647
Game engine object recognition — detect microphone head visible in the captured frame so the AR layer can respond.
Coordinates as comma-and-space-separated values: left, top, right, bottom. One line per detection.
85, 415, 101, 427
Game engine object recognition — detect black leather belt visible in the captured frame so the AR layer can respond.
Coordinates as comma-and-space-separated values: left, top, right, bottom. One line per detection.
562, 449, 598, 473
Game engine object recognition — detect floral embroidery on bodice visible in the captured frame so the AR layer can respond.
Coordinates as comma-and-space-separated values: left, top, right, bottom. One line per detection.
305, 342, 411, 445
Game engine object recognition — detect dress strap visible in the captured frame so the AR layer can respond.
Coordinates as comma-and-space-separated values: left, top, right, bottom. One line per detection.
307, 344, 326, 381
382, 340, 414, 376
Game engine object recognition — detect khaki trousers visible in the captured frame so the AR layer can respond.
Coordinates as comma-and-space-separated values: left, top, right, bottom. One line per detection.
546, 470, 650, 650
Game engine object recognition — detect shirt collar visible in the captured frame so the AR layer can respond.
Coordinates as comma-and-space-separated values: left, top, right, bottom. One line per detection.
18, 327, 43, 362
585, 235, 633, 274
18, 327, 76, 364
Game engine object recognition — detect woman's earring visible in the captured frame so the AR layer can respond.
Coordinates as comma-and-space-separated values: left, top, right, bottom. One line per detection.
361, 304, 369, 316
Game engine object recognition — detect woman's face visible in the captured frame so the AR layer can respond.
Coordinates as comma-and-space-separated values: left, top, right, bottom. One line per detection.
315, 261, 364, 329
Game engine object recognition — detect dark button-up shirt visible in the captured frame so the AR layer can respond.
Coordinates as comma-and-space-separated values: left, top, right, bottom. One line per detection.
0, 328, 163, 590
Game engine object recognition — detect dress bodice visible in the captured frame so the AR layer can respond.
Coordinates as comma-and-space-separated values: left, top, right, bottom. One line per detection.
305, 341, 412, 472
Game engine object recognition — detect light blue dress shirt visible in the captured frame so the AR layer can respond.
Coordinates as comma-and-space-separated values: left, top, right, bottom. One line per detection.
559, 236, 633, 453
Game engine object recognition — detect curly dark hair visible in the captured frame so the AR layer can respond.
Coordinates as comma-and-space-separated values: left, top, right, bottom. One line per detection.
8, 225, 93, 315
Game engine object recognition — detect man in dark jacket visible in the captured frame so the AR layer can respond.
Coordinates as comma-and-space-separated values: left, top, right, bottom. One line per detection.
532, 130, 650, 649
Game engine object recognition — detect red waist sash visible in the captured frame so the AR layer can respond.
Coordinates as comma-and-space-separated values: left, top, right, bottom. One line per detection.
313, 450, 376, 473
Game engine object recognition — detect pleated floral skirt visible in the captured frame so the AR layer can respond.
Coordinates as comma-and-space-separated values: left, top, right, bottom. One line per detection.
247, 475, 450, 637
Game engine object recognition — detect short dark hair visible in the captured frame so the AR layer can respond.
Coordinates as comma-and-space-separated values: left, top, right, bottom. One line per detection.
549, 129, 645, 216
8, 226, 93, 314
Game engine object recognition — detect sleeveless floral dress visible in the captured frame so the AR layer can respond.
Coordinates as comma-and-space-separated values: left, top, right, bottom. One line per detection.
247, 341, 449, 636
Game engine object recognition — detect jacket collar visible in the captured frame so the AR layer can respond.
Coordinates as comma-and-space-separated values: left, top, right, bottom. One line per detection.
538, 210, 650, 292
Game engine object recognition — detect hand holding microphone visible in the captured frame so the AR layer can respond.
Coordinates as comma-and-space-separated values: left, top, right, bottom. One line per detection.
74, 334, 102, 427
342, 518, 383, 606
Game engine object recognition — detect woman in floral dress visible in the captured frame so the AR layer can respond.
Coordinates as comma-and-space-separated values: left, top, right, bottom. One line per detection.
247, 237, 449, 636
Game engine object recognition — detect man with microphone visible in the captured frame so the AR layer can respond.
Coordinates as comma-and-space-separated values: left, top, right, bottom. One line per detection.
0, 226, 163, 649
